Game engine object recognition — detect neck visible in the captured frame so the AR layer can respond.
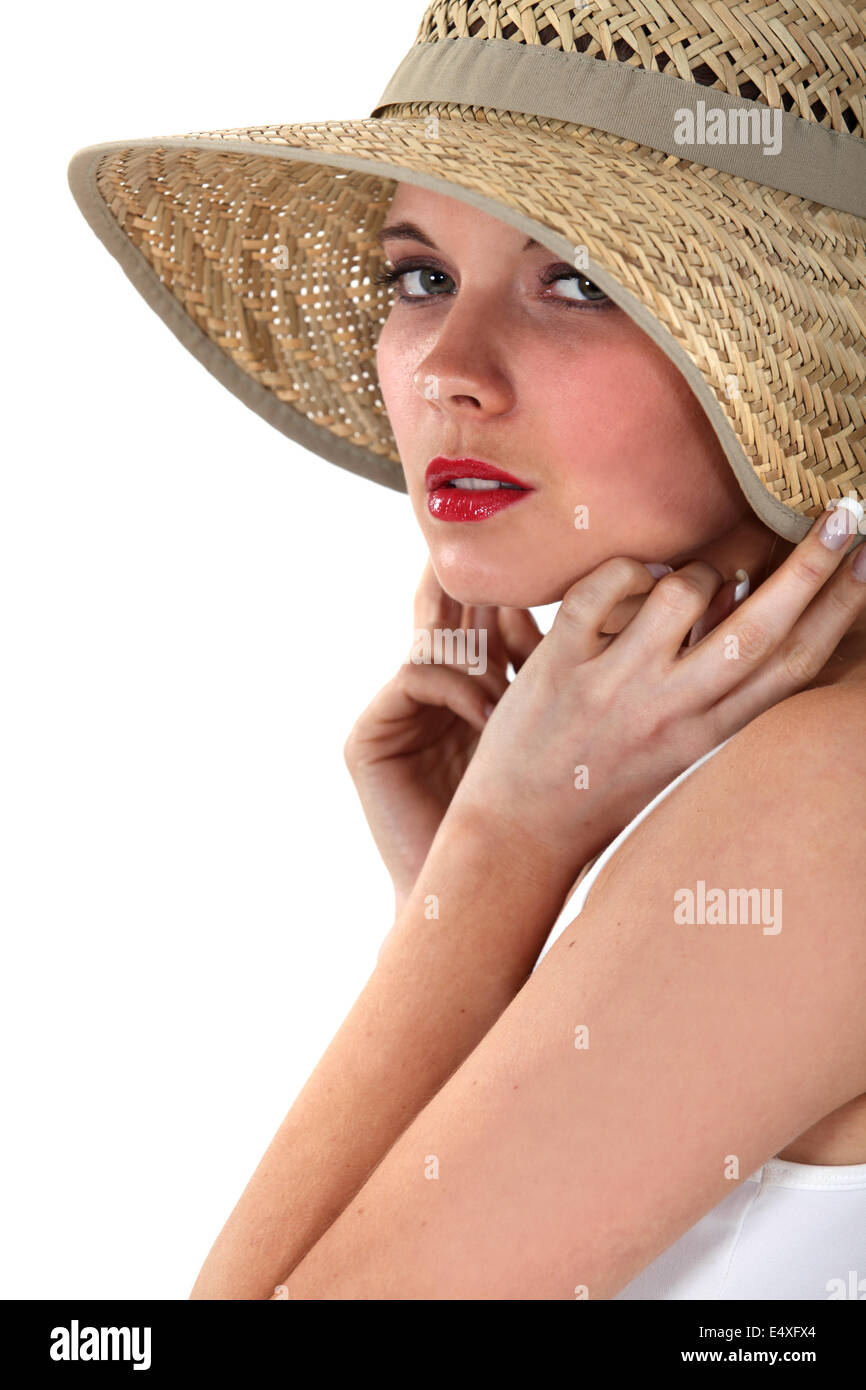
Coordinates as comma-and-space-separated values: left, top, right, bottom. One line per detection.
668, 510, 788, 591
666, 510, 866, 680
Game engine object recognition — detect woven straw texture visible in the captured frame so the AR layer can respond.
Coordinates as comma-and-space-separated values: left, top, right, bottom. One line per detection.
76, 0, 866, 533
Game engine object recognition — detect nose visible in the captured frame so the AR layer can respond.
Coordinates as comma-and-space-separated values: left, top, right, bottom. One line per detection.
412, 292, 516, 420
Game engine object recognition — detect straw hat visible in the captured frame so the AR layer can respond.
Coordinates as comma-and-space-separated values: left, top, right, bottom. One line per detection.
68, 0, 865, 546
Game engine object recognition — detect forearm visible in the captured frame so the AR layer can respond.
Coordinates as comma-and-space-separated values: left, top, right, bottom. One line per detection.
189, 807, 577, 1299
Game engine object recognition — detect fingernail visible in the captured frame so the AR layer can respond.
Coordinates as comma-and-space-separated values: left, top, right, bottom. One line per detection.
819, 497, 864, 549
644, 563, 674, 577
733, 569, 750, 604
482, 702, 495, 718
852, 543, 866, 582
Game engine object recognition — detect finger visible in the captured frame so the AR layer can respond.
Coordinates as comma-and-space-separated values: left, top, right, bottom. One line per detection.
497, 606, 544, 672
594, 574, 734, 649
598, 591, 655, 635
672, 502, 864, 709
402, 644, 509, 705
601, 590, 701, 637
413, 557, 462, 633
395, 661, 498, 734
551, 557, 661, 661
599, 564, 676, 635
709, 534, 866, 725
684, 576, 740, 648
608, 560, 726, 662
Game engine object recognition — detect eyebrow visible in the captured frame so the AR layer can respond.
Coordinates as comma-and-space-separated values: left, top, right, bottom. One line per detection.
376, 220, 542, 253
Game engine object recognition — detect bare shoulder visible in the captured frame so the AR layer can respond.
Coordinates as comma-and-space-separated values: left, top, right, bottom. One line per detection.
716, 677, 866, 782
590, 680, 866, 910
714, 680, 866, 826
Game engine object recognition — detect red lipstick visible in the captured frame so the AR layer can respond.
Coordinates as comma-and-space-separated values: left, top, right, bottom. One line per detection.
425, 457, 534, 523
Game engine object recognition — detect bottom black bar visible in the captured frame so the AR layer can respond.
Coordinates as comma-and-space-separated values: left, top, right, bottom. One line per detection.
2, 1297, 859, 1376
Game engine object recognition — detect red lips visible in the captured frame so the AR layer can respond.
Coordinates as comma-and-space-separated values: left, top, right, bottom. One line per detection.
425, 457, 534, 522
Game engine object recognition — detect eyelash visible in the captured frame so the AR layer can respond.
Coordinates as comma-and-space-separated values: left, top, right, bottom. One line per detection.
371, 258, 617, 311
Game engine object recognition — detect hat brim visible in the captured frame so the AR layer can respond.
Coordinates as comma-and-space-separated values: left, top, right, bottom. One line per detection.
68, 109, 866, 544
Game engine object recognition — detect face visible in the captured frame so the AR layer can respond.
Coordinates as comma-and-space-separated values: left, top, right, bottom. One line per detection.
375, 183, 760, 609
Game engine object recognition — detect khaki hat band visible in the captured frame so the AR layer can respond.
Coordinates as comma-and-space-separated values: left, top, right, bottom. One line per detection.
372, 36, 866, 219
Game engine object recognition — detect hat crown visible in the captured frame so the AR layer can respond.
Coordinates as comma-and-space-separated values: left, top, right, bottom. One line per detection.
411, 0, 863, 139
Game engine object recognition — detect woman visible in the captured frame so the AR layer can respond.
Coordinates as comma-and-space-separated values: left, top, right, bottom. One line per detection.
68, 1, 866, 1298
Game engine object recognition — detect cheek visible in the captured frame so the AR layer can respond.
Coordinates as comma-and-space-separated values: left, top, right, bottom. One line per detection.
533, 336, 731, 522
622, 352, 736, 528
376, 320, 422, 440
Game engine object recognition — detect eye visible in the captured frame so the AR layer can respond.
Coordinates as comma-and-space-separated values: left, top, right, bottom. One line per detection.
372, 261, 456, 301
542, 268, 612, 307
372, 259, 615, 311
399, 267, 454, 298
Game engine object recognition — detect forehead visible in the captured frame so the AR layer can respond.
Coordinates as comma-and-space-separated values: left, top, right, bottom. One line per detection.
385, 182, 548, 251
388, 181, 465, 215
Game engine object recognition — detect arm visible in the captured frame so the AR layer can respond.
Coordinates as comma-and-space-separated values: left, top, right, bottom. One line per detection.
189, 807, 580, 1299
194, 513, 865, 1298
280, 687, 866, 1299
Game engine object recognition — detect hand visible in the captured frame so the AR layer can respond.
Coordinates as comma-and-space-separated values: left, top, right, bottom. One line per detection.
448, 505, 866, 872
342, 559, 543, 909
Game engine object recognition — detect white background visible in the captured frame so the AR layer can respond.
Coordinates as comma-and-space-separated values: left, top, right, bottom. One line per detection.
2, 0, 560, 1297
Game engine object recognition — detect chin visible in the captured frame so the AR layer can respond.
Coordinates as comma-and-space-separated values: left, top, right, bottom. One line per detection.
432, 558, 569, 609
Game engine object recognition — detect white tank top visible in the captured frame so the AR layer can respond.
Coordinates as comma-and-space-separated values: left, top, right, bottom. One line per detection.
531, 737, 866, 1300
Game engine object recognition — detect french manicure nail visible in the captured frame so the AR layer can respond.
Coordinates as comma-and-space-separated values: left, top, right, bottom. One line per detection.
733, 569, 750, 604
819, 497, 864, 549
